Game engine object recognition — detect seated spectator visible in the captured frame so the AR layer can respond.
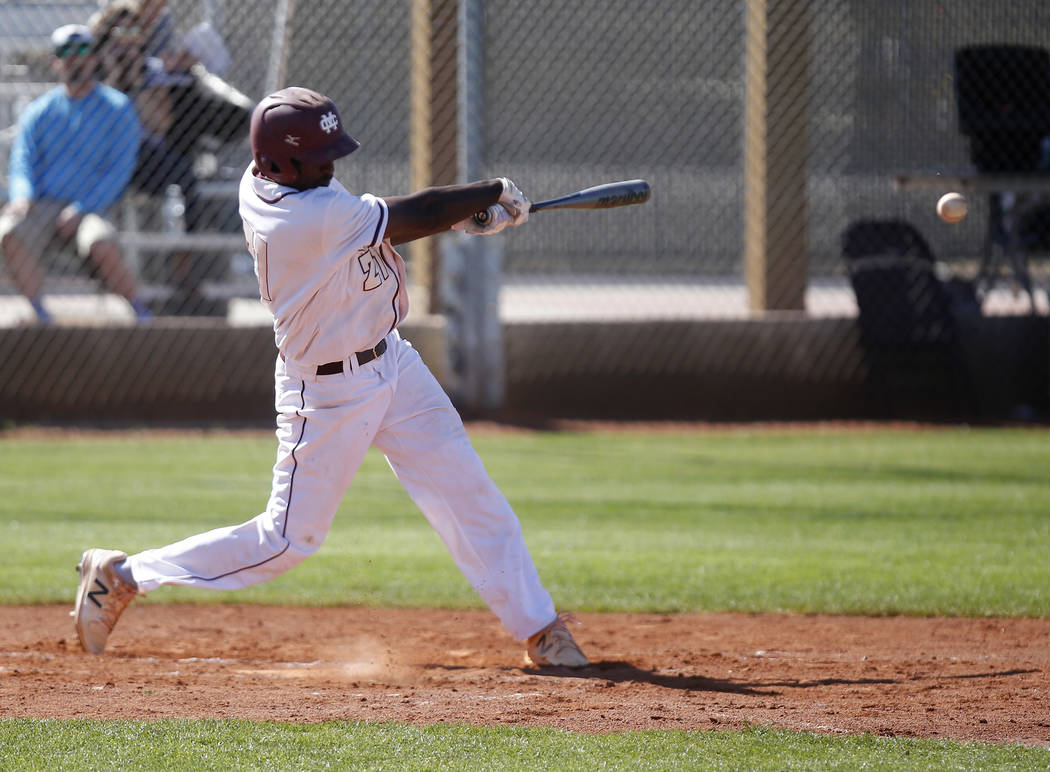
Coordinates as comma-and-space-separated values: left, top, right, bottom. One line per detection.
102, 0, 231, 77
92, 4, 195, 199
137, 0, 177, 61
94, 3, 250, 158
98, 0, 176, 61
0, 24, 150, 324
92, 2, 251, 315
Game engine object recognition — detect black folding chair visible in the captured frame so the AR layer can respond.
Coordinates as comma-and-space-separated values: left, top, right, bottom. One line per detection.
842, 220, 975, 418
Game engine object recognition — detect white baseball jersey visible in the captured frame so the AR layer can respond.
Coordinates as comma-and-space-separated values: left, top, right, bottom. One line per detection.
239, 165, 410, 365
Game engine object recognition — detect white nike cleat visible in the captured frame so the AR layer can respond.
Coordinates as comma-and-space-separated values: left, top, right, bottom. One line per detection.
525, 614, 590, 668
72, 548, 138, 654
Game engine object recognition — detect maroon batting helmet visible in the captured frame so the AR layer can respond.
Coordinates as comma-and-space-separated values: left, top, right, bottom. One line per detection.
250, 87, 360, 185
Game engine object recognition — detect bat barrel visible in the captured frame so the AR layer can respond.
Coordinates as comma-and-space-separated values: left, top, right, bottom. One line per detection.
472, 179, 651, 225
530, 179, 651, 212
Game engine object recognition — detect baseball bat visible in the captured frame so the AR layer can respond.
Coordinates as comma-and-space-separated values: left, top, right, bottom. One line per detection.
472, 179, 651, 227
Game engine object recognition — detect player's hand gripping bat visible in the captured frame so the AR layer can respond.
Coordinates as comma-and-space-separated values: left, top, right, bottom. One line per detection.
472, 179, 651, 227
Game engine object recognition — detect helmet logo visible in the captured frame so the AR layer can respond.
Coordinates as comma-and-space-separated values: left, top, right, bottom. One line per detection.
319, 111, 339, 134
284, 134, 300, 146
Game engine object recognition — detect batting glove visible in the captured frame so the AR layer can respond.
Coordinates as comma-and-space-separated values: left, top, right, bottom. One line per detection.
497, 177, 530, 225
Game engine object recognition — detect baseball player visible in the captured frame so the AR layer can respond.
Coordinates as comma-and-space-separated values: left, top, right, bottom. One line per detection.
73, 87, 589, 668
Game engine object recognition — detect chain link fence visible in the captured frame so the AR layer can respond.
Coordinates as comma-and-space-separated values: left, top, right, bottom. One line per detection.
1, 1, 1048, 419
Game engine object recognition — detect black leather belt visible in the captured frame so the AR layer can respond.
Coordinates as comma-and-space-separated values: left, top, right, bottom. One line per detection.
315, 338, 388, 375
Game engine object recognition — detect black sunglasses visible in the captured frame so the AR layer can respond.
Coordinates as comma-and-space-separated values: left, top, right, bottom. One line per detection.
56, 42, 93, 59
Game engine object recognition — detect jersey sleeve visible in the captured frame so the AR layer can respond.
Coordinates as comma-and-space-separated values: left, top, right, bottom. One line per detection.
325, 191, 388, 258
7, 101, 42, 202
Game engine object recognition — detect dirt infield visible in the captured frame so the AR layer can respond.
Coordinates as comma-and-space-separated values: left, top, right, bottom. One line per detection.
1, 605, 1047, 745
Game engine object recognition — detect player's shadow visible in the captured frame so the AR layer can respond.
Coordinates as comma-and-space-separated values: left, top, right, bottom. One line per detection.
522, 660, 778, 696
929, 668, 1039, 680
707, 667, 1039, 690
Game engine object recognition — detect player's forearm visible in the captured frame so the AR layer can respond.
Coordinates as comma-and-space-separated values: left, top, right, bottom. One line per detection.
383, 179, 504, 244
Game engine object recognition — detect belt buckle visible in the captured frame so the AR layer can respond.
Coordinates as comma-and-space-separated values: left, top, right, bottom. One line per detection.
355, 343, 379, 369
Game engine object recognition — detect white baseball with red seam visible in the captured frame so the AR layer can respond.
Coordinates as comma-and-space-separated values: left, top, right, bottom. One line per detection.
937, 192, 968, 223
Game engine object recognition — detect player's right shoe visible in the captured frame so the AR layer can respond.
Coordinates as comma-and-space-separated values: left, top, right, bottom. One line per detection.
525, 614, 590, 668
72, 548, 138, 654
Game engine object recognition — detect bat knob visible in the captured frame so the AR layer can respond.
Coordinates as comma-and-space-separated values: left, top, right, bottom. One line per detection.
472, 207, 494, 227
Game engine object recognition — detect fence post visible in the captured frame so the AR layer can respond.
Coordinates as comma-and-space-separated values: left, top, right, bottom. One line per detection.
745, 0, 811, 312
460, 0, 503, 410
411, 0, 503, 410
264, 0, 296, 93
410, 0, 457, 314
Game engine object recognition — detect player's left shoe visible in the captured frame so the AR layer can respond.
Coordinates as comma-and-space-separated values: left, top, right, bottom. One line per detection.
72, 548, 138, 654
525, 613, 590, 668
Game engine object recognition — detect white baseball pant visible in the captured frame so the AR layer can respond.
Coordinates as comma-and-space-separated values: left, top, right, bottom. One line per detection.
126, 331, 556, 641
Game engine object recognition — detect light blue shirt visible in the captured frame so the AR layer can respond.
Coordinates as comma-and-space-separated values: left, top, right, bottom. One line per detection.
8, 83, 141, 214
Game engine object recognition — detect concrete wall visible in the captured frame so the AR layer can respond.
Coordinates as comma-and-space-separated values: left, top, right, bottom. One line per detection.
503, 315, 1048, 422
503, 317, 868, 421
0, 315, 1045, 424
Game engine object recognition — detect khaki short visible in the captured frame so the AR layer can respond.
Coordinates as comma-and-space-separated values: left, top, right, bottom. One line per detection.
0, 199, 118, 259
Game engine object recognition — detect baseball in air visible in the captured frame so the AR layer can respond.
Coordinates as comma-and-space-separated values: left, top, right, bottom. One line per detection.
937, 192, 968, 223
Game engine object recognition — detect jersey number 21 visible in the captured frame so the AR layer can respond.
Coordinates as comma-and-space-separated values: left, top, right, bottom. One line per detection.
358, 247, 390, 291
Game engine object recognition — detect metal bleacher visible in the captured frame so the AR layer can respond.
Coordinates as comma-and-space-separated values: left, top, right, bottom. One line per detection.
118, 179, 252, 310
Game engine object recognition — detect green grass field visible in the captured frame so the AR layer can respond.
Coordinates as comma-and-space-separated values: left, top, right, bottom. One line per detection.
2, 426, 1049, 769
